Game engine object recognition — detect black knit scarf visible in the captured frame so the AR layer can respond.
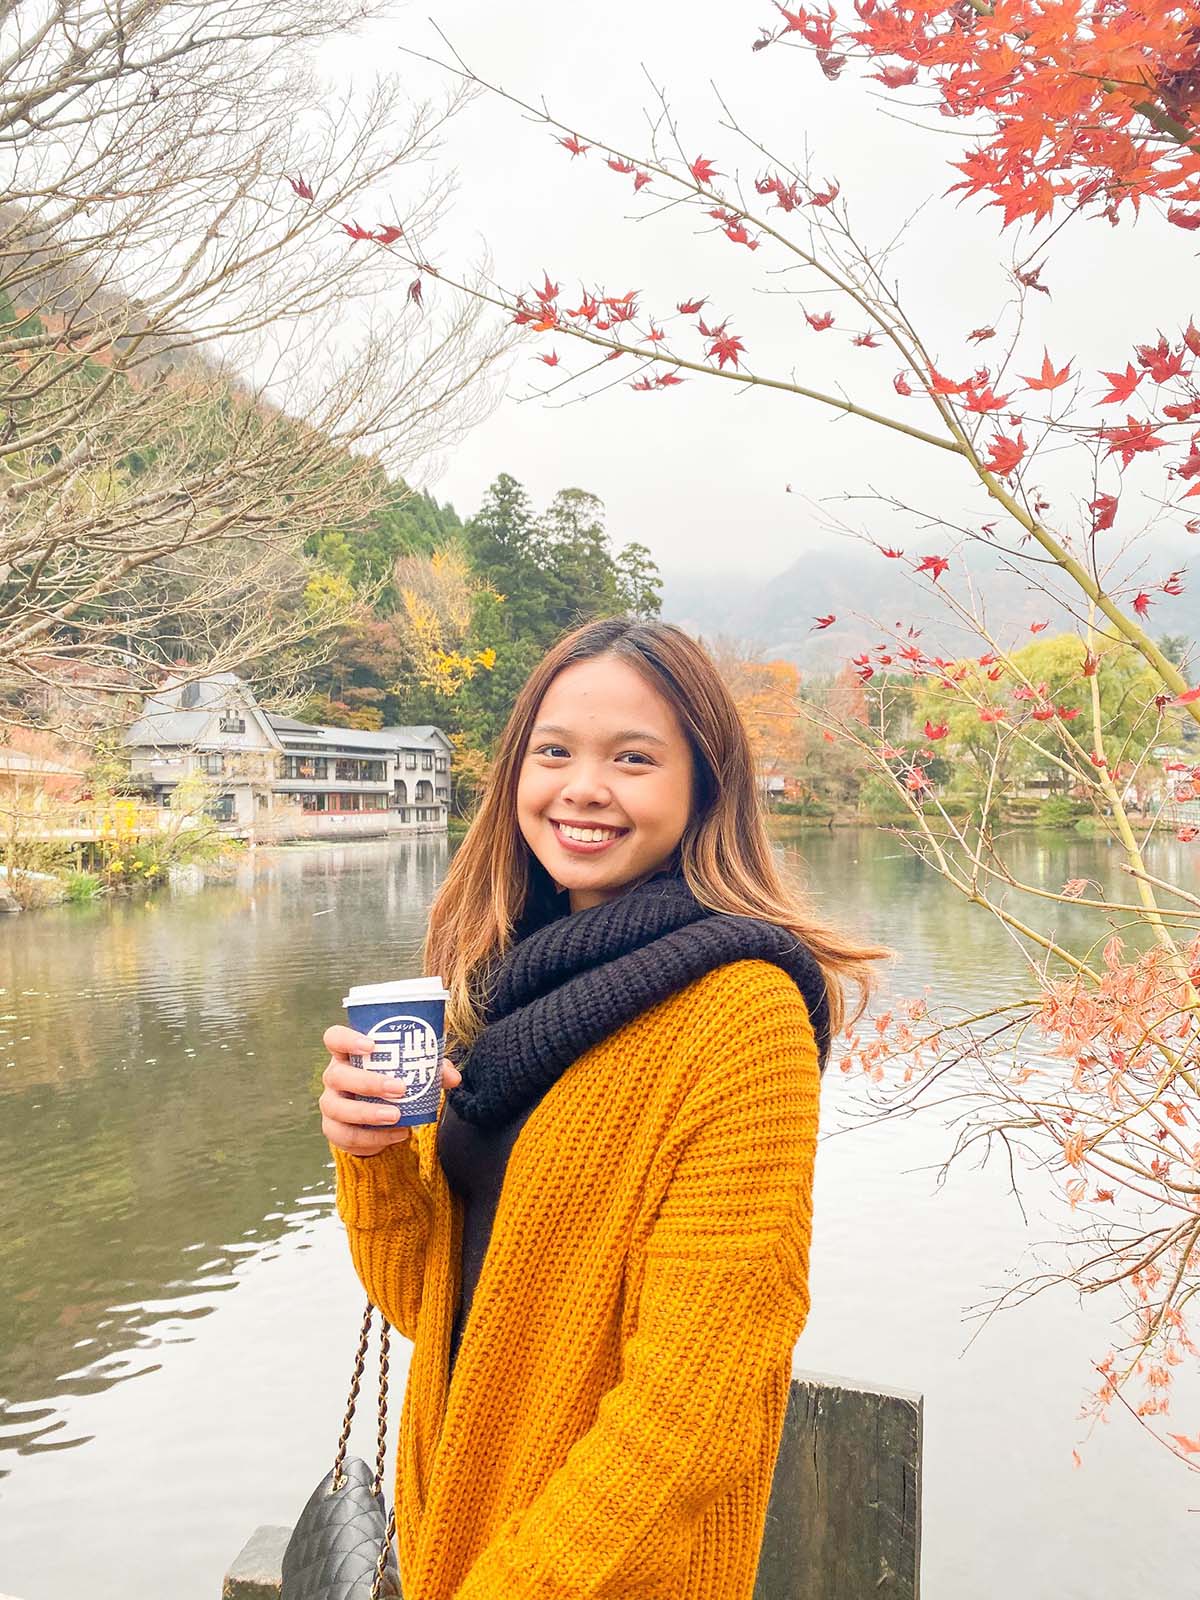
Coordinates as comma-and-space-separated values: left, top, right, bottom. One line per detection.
444, 871, 831, 1131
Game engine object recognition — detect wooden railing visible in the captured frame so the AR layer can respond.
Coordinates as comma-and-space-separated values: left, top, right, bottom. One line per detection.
221, 1373, 922, 1600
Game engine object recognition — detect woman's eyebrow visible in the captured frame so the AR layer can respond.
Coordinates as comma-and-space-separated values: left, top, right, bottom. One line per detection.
532, 722, 668, 747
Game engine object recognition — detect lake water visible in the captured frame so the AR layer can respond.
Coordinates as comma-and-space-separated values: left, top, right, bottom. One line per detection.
1, 828, 1195, 1597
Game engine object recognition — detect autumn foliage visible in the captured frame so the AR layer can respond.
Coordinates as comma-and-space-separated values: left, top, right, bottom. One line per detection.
328, 3, 1200, 1464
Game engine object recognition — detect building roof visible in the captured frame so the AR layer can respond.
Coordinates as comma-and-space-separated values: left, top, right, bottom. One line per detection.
122, 673, 248, 748
123, 672, 450, 755
264, 714, 450, 752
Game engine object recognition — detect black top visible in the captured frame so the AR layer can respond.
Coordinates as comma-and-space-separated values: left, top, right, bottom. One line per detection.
436, 1091, 544, 1374
437, 865, 566, 1375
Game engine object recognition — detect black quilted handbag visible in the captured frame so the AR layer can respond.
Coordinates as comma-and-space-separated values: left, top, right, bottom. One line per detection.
281, 1301, 403, 1600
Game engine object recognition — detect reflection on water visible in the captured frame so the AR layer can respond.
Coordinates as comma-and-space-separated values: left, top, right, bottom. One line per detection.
0, 836, 448, 1468
0, 827, 1195, 1598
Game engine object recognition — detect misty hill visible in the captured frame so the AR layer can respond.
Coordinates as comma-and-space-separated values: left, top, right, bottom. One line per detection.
661, 536, 1199, 670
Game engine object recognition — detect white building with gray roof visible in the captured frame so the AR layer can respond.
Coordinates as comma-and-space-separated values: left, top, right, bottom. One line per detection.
123, 671, 451, 839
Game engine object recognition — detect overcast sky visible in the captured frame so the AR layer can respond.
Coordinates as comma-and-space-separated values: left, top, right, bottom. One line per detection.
320, 3, 1199, 590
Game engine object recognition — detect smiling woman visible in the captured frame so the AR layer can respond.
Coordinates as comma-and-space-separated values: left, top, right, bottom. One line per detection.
518, 655, 694, 908
325, 615, 887, 1600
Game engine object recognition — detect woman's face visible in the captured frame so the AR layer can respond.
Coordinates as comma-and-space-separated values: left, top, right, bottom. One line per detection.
517, 653, 695, 913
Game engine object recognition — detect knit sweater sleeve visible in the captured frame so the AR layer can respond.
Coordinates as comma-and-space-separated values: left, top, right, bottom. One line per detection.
330, 1125, 435, 1342
452, 959, 821, 1600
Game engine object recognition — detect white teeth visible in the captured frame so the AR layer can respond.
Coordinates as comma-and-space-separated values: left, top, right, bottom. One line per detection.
558, 823, 622, 843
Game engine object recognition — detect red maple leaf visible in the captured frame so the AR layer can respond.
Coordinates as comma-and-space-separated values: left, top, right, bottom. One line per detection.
870, 63, 918, 88
559, 135, 589, 157
806, 311, 835, 330
633, 171, 651, 191
963, 383, 1010, 414
1101, 417, 1169, 466
968, 326, 996, 343
893, 372, 913, 396
812, 614, 837, 629
1184, 321, 1200, 360
677, 298, 706, 314
342, 220, 375, 241
985, 430, 1026, 476
655, 372, 685, 387
1098, 362, 1142, 405
724, 221, 759, 249
373, 224, 404, 246
707, 331, 746, 370
1168, 207, 1200, 230
537, 272, 560, 304
924, 720, 948, 740
539, 350, 560, 366
852, 332, 880, 347
607, 158, 635, 174
1135, 335, 1187, 384
879, 546, 904, 558
407, 278, 423, 308
927, 366, 963, 395
288, 175, 314, 200
917, 554, 949, 581
690, 155, 720, 185
1019, 349, 1072, 391
1133, 590, 1153, 616
1089, 493, 1118, 531
809, 181, 840, 206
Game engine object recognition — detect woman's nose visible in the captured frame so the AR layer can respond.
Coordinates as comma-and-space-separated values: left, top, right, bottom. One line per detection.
559, 766, 612, 806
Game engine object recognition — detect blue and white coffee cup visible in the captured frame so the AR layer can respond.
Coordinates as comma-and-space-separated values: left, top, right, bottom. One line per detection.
342, 977, 450, 1127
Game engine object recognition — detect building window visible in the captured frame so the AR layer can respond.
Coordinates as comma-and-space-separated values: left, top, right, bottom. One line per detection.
421, 753, 433, 770
205, 793, 235, 821
298, 791, 388, 814
280, 753, 329, 781
200, 752, 224, 776
416, 779, 433, 803
394, 780, 408, 806
333, 757, 386, 782
219, 712, 246, 734
435, 756, 448, 772
405, 753, 417, 770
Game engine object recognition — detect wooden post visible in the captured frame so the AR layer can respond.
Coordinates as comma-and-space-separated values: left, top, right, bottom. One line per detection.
753, 1371, 923, 1599
224, 1372, 922, 1599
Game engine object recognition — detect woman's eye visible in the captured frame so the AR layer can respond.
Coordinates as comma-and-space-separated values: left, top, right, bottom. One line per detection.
529, 745, 653, 764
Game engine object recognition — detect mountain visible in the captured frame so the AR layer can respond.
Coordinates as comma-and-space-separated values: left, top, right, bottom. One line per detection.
660, 536, 1199, 670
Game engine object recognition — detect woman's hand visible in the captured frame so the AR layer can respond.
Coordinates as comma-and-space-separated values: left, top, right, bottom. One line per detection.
320, 1024, 463, 1157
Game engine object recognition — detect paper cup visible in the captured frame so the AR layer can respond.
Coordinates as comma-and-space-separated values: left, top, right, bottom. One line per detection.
342, 977, 450, 1127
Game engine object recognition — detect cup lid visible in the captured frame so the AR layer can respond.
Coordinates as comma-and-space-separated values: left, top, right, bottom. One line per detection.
343, 977, 449, 1007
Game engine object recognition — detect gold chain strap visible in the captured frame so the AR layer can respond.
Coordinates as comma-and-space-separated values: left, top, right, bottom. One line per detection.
328, 1300, 399, 1594
330, 1301, 373, 1492
373, 1322, 391, 1496
370, 1506, 398, 1600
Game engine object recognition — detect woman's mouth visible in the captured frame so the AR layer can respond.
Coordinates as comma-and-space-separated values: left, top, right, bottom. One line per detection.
549, 818, 630, 855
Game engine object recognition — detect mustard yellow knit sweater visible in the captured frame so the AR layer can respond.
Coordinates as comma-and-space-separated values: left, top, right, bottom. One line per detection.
331, 958, 820, 1600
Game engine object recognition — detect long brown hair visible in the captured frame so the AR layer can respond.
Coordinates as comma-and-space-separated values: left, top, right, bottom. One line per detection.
424, 616, 888, 1051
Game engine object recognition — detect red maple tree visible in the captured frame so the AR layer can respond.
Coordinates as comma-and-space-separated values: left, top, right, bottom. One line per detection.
333, 4, 1200, 1466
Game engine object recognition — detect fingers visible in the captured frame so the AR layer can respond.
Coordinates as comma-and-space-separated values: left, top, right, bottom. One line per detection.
323, 1117, 412, 1157
323, 1056, 404, 1099
324, 1023, 375, 1058
320, 1020, 463, 1157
